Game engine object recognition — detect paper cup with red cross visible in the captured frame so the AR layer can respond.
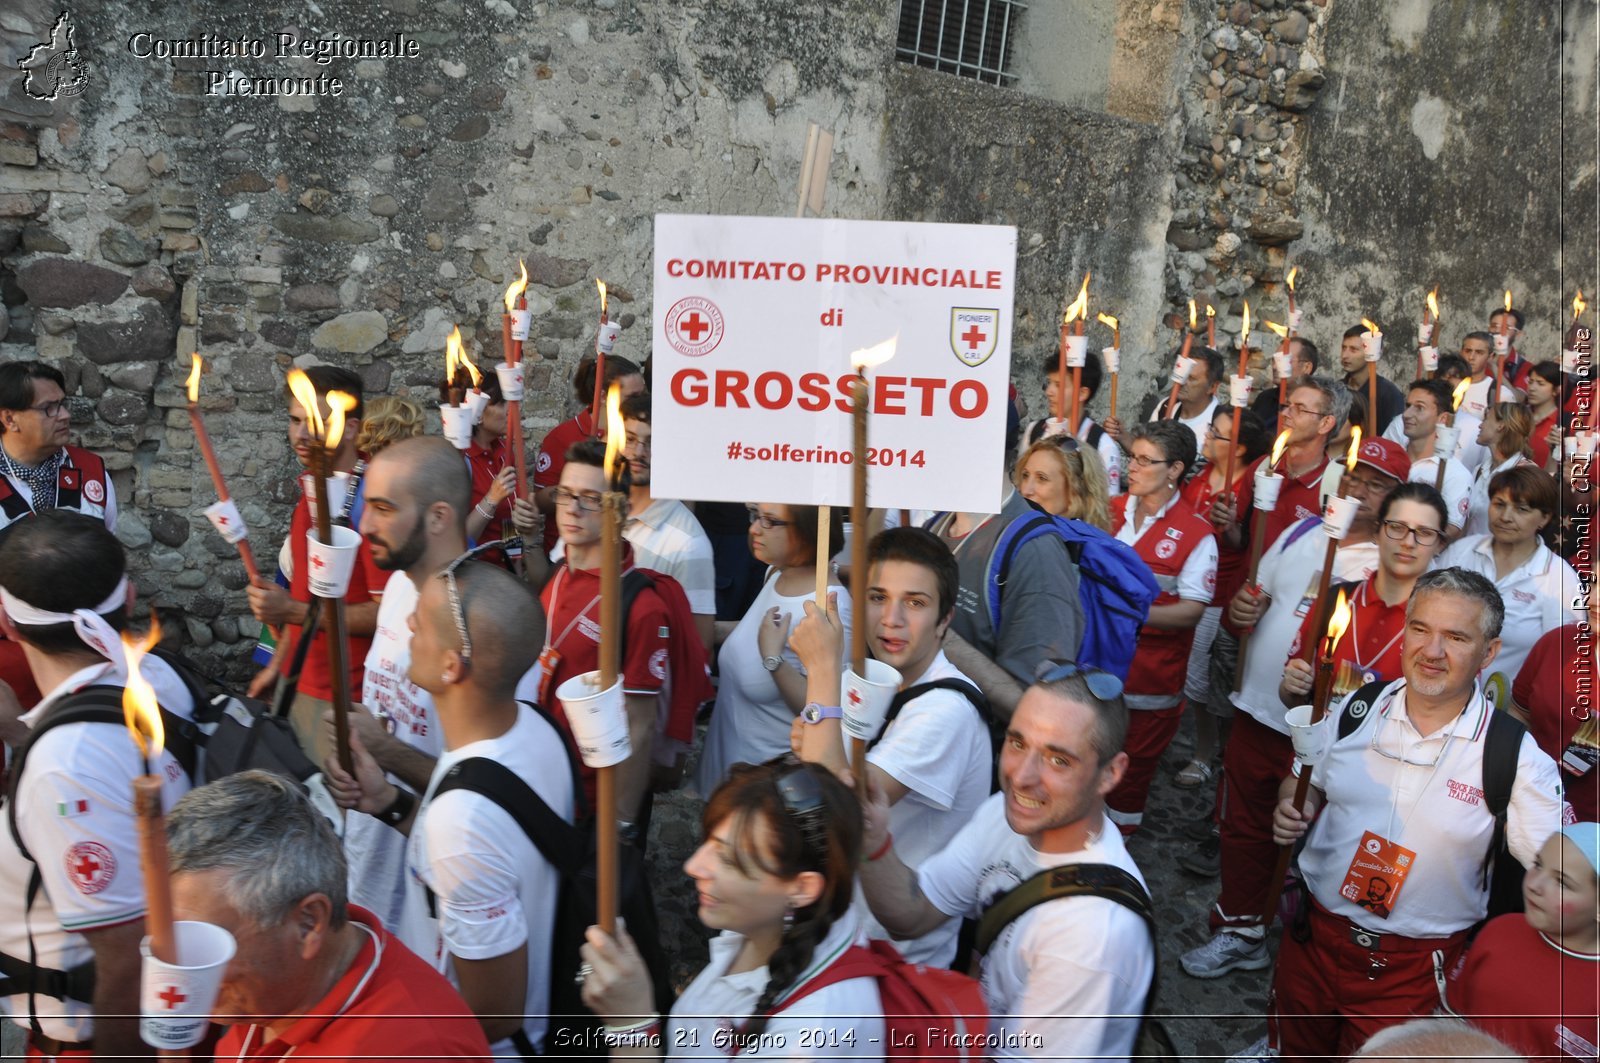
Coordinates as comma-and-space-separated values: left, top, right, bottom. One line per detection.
440, 404, 473, 448
596, 320, 622, 355
1284, 705, 1329, 766
140, 920, 237, 1050
557, 672, 631, 768
495, 362, 526, 401
841, 660, 903, 742
305, 525, 362, 599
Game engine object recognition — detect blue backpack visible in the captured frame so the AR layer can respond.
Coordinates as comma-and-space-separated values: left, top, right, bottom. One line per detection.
984, 512, 1159, 681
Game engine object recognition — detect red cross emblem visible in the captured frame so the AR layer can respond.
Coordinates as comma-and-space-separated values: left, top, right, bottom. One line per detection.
64, 841, 116, 895
157, 985, 187, 1010
960, 324, 987, 350
949, 308, 1000, 367
847, 688, 862, 707
310, 553, 325, 570
680, 313, 710, 342
216, 514, 230, 527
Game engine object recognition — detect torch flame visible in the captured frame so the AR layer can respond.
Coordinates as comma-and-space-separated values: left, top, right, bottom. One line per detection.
602, 382, 624, 482
1346, 426, 1363, 472
456, 334, 482, 389
1286, 266, 1298, 291
1426, 287, 1440, 319
1326, 587, 1352, 654
1361, 318, 1381, 335
596, 278, 608, 316
1241, 301, 1251, 338
1205, 303, 1216, 320
186, 353, 203, 404
850, 334, 898, 372
1575, 289, 1587, 321
1451, 377, 1472, 412
285, 369, 325, 441
1270, 428, 1291, 466
1188, 299, 1197, 330
446, 326, 464, 385
503, 260, 529, 313
325, 391, 357, 452
1504, 289, 1513, 313
1096, 312, 1119, 330
122, 616, 164, 761
1063, 273, 1091, 324
1264, 320, 1288, 338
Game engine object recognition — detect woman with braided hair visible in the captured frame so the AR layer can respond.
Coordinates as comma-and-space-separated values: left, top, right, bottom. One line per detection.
579, 755, 885, 1057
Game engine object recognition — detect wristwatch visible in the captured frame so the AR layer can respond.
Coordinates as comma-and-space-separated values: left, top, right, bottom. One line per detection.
800, 703, 843, 725
762, 654, 783, 672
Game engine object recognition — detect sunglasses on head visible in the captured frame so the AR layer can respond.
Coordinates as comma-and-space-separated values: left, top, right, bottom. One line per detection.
1035, 660, 1124, 701
730, 754, 831, 864
436, 540, 514, 663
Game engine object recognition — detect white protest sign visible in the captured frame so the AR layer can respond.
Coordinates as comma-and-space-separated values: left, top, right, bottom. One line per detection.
651, 214, 1016, 513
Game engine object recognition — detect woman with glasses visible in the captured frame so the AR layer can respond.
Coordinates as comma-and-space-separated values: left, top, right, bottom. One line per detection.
1439, 465, 1582, 707
1013, 437, 1112, 530
1278, 484, 1449, 709
1463, 402, 1537, 537
580, 756, 884, 1057
695, 504, 850, 796
1105, 421, 1218, 835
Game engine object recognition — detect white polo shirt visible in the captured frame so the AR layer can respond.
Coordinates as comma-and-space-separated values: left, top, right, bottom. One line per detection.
1302, 680, 1569, 938
1404, 453, 1473, 530
1436, 535, 1583, 707
623, 497, 715, 616
1462, 454, 1532, 539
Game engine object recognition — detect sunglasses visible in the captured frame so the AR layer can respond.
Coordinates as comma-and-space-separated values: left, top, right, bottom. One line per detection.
730, 754, 830, 864
436, 540, 513, 663
1035, 660, 1125, 701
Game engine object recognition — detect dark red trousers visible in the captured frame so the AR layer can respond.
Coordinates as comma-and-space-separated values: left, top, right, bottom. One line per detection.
1106, 701, 1184, 833
1211, 710, 1296, 930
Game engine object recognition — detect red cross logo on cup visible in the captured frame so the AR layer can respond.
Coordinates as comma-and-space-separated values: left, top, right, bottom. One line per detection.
847, 688, 862, 707
158, 985, 187, 1010
311, 554, 325, 570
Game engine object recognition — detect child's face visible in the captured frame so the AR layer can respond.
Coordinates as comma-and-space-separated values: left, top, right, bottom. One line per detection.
1523, 834, 1600, 941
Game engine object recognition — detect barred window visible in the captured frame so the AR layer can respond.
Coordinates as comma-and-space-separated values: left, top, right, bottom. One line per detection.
895, 0, 1025, 86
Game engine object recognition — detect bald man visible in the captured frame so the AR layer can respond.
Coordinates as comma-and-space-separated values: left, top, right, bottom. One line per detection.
329, 561, 571, 1055
341, 435, 472, 928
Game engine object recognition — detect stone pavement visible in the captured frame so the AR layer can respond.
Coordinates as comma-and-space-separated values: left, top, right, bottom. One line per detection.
646, 713, 1277, 1061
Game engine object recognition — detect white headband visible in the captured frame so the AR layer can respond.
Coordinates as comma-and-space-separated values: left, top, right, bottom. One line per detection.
0, 577, 131, 669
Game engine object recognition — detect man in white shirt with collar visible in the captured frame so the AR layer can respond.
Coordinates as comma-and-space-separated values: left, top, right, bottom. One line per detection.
1267, 567, 1570, 1061
1394, 379, 1473, 538
1110, 345, 1223, 454
0, 511, 193, 1059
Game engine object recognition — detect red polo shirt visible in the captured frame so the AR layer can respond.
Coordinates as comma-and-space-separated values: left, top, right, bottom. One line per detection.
1287, 575, 1408, 705
1247, 451, 1329, 553
287, 494, 383, 701
1514, 624, 1598, 822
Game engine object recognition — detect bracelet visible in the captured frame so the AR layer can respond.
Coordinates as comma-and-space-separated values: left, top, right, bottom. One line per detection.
604, 1015, 661, 1034
476, 499, 497, 518
606, 1023, 661, 1048
377, 786, 416, 826
865, 833, 893, 863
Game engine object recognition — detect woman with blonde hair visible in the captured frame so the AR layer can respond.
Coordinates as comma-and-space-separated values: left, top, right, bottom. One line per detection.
1463, 401, 1536, 537
355, 395, 425, 456
1014, 438, 1112, 531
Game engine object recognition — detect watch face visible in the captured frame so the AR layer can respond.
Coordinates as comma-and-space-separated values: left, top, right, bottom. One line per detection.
802, 705, 820, 723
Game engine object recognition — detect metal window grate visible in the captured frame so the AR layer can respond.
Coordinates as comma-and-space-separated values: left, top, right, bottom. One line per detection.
895, 0, 1025, 86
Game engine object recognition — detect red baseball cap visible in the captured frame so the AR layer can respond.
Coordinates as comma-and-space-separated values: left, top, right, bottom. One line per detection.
1352, 436, 1411, 482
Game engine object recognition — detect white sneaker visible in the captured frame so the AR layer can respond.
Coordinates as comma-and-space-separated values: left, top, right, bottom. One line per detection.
1180, 930, 1271, 978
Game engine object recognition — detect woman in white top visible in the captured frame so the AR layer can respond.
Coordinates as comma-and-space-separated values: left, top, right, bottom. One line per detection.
1463, 402, 1536, 537
695, 504, 851, 795
581, 757, 885, 1058
1439, 464, 1583, 708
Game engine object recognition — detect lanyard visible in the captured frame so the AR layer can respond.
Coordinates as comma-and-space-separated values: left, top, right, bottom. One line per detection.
234, 922, 382, 1060
1347, 581, 1404, 677
543, 565, 601, 653
1376, 690, 1463, 842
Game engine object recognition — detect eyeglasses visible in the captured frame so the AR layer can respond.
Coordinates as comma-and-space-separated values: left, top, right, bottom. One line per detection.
1341, 473, 1390, 495
22, 400, 67, 418
551, 486, 603, 513
1035, 660, 1125, 701
1127, 454, 1172, 469
1381, 520, 1442, 547
436, 541, 507, 663
747, 507, 792, 530
1284, 402, 1327, 419
1370, 712, 1457, 768
624, 433, 651, 452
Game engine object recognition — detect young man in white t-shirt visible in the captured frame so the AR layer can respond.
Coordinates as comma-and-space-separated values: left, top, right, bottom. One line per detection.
792, 527, 993, 966
1395, 379, 1473, 538
329, 560, 572, 1055
342, 435, 473, 928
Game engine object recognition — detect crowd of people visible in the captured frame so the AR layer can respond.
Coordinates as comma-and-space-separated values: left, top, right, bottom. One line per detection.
0, 298, 1592, 1063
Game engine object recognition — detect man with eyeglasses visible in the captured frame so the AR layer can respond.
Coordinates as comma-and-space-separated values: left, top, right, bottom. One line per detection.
327, 559, 572, 1056
1182, 437, 1410, 974
1266, 568, 1568, 1061
855, 667, 1153, 1059
1390, 379, 1473, 538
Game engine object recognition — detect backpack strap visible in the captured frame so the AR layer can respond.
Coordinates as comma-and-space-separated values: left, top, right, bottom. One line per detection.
986, 513, 1057, 629
432, 755, 584, 877
1479, 707, 1525, 888
867, 678, 989, 752
1335, 678, 1392, 741
617, 568, 652, 673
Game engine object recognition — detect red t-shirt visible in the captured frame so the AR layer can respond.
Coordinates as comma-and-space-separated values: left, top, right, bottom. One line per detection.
287, 493, 384, 701
216, 906, 492, 1062
1448, 913, 1600, 1062
539, 551, 670, 806
1528, 410, 1561, 470
1287, 575, 1408, 705
1181, 467, 1255, 605
534, 412, 597, 552
1514, 624, 1598, 822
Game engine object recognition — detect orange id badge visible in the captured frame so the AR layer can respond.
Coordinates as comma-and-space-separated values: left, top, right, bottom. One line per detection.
1338, 830, 1417, 920
536, 646, 562, 707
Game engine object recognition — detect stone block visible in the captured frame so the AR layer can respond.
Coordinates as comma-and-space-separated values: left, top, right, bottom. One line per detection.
311, 310, 387, 353
104, 149, 151, 193
99, 226, 155, 265
77, 304, 176, 365
284, 283, 341, 311
131, 264, 177, 301
21, 224, 69, 253
98, 392, 151, 425
16, 258, 129, 308
106, 361, 158, 391
271, 212, 381, 244
0, 142, 38, 166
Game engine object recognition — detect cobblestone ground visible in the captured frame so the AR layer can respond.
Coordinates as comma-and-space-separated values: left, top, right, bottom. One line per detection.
647, 713, 1275, 1062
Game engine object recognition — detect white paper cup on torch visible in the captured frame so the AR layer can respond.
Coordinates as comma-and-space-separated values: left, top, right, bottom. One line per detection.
1102, 346, 1120, 373
1272, 351, 1292, 380
1417, 322, 1433, 345
840, 660, 903, 742
1253, 468, 1284, 511
1362, 331, 1382, 363
1434, 423, 1459, 461
1420, 346, 1440, 371
1171, 356, 1196, 385
140, 920, 237, 1050
1229, 374, 1252, 407
1566, 434, 1597, 460
596, 320, 622, 355
440, 404, 474, 449
204, 499, 249, 544
1289, 307, 1303, 330
557, 671, 632, 767
305, 525, 362, 599
509, 307, 532, 341
1283, 705, 1329, 766
1493, 332, 1510, 356
1064, 334, 1088, 369
1321, 495, 1360, 540
495, 362, 526, 401
464, 389, 491, 424
301, 471, 349, 524
1563, 347, 1587, 375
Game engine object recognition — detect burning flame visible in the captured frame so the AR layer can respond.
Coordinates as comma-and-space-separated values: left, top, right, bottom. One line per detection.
1575, 289, 1587, 321
446, 326, 464, 385
1346, 426, 1363, 472
325, 391, 356, 452
503, 260, 529, 313
1205, 303, 1216, 320
602, 382, 624, 482
1451, 377, 1472, 412
1241, 301, 1251, 338
1063, 273, 1091, 324
850, 334, 898, 372
1097, 312, 1118, 330
285, 369, 325, 441
1264, 320, 1288, 338
596, 278, 608, 316
1426, 287, 1440, 319
1361, 318, 1381, 336
1188, 299, 1197, 330
1286, 266, 1298, 291
1270, 428, 1291, 466
1325, 588, 1352, 654
1504, 289, 1514, 313
456, 334, 482, 389
122, 617, 164, 761
186, 353, 203, 404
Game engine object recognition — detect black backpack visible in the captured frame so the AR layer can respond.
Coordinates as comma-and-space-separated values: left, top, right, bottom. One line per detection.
1336, 679, 1527, 917
870, 678, 1002, 793
427, 700, 671, 1059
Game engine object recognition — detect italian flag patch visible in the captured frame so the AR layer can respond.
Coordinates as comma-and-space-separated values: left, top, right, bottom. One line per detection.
57, 798, 90, 818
